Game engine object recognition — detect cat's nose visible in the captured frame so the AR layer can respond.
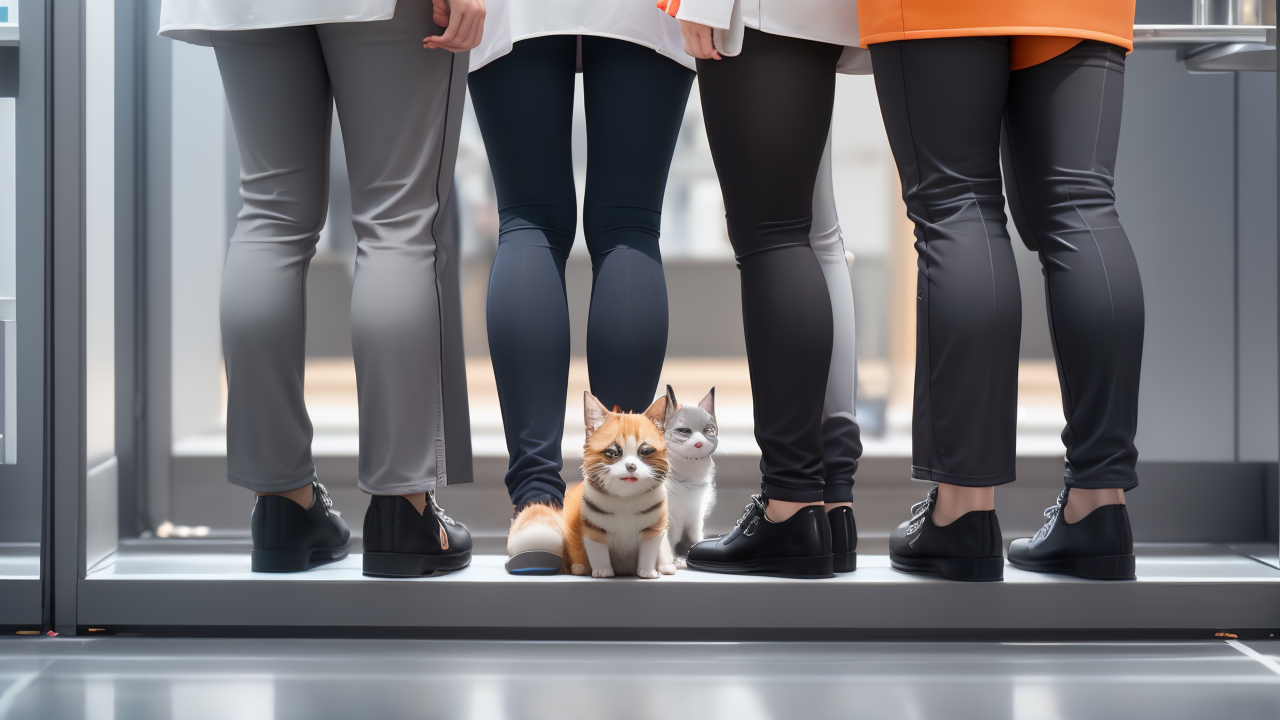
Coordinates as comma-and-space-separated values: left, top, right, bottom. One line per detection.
625, 462, 637, 473
695, 442, 703, 448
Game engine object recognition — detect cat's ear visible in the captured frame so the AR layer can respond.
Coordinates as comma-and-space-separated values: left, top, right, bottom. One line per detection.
698, 387, 716, 418
664, 385, 679, 424
584, 392, 610, 437
643, 394, 668, 431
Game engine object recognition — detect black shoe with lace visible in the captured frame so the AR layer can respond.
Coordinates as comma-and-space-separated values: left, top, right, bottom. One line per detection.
685, 495, 834, 578
828, 506, 857, 573
251, 482, 351, 573
1008, 489, 1135, 580
363, 493, 473, 577
889, 487, 1004, 582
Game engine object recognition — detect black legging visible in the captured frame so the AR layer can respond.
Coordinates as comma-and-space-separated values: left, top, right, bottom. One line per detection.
468, 36, 694, 508
871, 37, 1144, 490
697, 29, 843, 503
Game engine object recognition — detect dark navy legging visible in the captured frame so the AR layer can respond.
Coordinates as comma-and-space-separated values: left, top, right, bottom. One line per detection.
468, 35, 694, 509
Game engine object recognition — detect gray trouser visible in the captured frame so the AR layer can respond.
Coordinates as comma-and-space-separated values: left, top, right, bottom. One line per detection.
212, 3, 472, 496
812, 132, 862, 499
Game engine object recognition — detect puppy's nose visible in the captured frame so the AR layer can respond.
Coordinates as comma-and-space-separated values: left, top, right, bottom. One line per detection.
694, 442, 703, 448
625, 462, 637, 473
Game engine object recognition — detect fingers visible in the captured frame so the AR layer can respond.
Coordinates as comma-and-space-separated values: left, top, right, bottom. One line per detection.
431, 0, 450, 27
679, 20, 720, 60
424, 0, 485, 52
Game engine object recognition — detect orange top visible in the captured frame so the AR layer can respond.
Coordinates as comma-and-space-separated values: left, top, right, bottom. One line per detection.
858, 1, 1136, 69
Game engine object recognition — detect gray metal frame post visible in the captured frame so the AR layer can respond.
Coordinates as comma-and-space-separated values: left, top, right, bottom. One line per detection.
114, 0, 145, 538
50, 0, 86, 635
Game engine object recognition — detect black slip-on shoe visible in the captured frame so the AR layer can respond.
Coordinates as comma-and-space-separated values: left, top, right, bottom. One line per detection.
1008, 489, 1135, 580
251, 482, 351, 573
889, 486, 1004, 582
686, 495, 834, 578
363, 493, 473, 578
828, 506, 857, 573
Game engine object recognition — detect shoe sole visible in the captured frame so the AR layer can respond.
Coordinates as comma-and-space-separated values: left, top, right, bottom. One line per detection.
1009, 553, 1136, 580
251, 545, 350, 573
505, 550, 563, 575
889, 551, 1004, 582
363, 551, 472, 578
686, 554, 834, 579
833, 551, 857, 574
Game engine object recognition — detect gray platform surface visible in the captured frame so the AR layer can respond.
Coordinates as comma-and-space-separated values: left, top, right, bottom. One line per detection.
77, 544, 1280, 637
1, 637, 1278, 720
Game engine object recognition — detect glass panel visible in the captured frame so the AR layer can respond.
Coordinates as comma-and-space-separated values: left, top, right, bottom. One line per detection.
84, 0, 116, 568
0, 0, 16, 465
0, 0, 38, 626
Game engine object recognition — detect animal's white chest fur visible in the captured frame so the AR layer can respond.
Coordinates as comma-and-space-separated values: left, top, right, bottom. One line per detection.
581, 485, 663, 576
666, 455, 715, 521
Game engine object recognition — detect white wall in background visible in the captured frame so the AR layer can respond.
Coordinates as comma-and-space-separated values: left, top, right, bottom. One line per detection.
169, 42, 227, 446
85, 0, 115, 468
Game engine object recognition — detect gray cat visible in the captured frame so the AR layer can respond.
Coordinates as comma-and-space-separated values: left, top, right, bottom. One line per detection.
662, 385, 717, 566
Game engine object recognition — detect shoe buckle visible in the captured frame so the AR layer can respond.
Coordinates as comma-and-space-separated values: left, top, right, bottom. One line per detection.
315, 482, 338, 516
743, 515, 760, 537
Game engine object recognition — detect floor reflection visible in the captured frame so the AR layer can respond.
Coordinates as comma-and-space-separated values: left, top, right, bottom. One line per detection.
0, 639, 1277, 720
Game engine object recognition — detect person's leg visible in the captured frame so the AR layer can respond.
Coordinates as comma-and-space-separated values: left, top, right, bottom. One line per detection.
467, 36, 579, 512
318, 3, 473, 577
699, 28, 840, 509
213, 26, 351, 572
870, 37, 1016, 581
810, 130, 862, 573
215, 27, 329, 498
684, 29, 841, 578
1003, 41, 1141, 580
809, 130, 862, 506
579, 36, 693, 413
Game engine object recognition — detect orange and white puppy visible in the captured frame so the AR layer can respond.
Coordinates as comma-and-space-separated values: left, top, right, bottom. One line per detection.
564, 393, 675, 579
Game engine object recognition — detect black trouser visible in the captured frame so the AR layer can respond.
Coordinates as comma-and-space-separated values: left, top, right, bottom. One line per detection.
468, 36, 694, 508
871, 38, 1144, 490
697, 29, 845, 503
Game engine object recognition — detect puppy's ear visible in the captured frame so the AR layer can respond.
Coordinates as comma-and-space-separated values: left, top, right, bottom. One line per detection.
584, 392, 610, 437
698, 387, 716, 419
643, 395, 668, 432
664, 385, 679, 424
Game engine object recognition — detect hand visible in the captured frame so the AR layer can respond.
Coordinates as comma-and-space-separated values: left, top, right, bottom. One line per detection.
680, 20, 720, 60
423, 0, 486, 53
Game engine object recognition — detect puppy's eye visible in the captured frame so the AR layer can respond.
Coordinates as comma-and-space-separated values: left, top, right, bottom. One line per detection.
639, 444, 655, 456
704, 426, 717, 437
604, 444, 621, 458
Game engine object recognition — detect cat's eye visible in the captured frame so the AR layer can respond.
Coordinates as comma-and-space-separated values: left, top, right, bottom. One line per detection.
604, 444, 621, 458
705, 426, 717, 437
675, 427, 692, 437
639, 444, 655, 456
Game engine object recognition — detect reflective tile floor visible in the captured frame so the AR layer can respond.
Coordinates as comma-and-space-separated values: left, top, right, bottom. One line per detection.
1, 638, 1278, 720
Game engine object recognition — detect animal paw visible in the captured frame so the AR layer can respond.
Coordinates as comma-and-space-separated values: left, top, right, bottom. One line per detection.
674, 556, 688, 569
637, 568, 660, 579
658, 563, 677, 575
591, 567, 615, 578
570, 563, 590, 576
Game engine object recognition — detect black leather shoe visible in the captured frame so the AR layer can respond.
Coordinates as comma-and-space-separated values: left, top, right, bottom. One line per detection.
686, 495, 833, 578
363, 493, 472, 577
889, 487, 1004, 582
828, 506, 857, 573
251, 482, 351, 573
1008, 489, 1135, 580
